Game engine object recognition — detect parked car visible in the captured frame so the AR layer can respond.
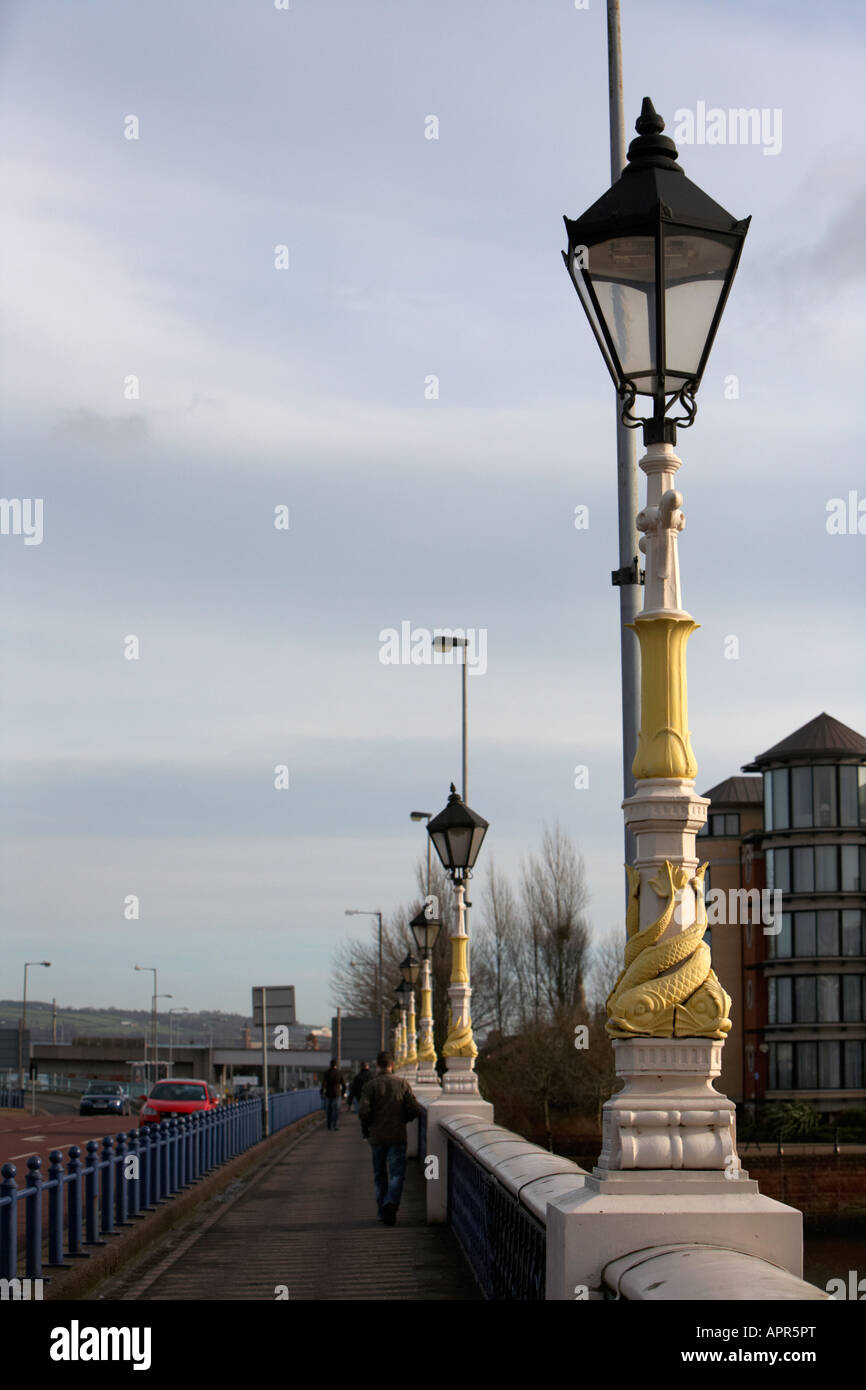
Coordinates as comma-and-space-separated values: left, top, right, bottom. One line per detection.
79, 1080, 131, 1118
138, 1078, 220, 1127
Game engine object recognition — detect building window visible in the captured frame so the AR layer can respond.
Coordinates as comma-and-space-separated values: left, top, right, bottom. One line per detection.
841, 910, 863, 956
794, 912, 817, 956
860, 768, 866, 825
813, 766, 838, 828
764, 771, 774, 830
745, 921, 753, 948
797, 1042, 818, 1088
791, 766, 812, 828
792, 847, 814, 893
815, 845, 839, 892
841, 844, 865, 893
767, 848, 791, 893
844, 1040, 863, 1089
794, 975, 817, 1022
840, 766, 859, 826
771, 768, 790, 830
819, 1041, 841, 1089
707, 812, 740, 837
817, 975, 840, 1022
817, 910, 839, 955
770, 1042, 793, 1089
746, 979, 753, 1009
842, 974, 864, 1022
768, 912, 793, 959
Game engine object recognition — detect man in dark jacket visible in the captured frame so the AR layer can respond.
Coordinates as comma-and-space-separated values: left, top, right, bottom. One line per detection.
358, 1050, 423, 1225
348, 1061, 374, 1114
320, 1059, 346, 1131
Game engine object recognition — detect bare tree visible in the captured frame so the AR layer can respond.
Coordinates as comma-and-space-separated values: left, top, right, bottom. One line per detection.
520, 825, 591, 1024
473, 858, 520, 1038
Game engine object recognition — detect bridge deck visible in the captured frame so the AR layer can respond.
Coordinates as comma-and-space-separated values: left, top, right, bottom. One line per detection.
92, 1113, 480, 1301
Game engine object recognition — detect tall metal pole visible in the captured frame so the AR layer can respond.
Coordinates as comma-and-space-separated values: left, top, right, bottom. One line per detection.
377, 913, 384, 1050
261, 987, 270, 1136
461, 655, 467, 805
606, 0, 641, 902
152, 970, 158, 1086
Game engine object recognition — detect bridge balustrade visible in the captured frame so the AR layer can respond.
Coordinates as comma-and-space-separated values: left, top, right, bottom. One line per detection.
0, 1087, 321, 1282
413, 1100, 827, 1302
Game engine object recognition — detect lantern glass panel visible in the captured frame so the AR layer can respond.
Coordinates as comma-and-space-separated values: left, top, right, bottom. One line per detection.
587, 236, 657, 389
662, 231, 736, 383
446, 826, 474, 871
571, 250, 618, 381
431, 828, 452, 869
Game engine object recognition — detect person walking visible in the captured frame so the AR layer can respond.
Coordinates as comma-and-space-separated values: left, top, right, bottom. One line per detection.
358, 1050, 422, 1226
320, 1058, 346, 1131
348, 1060, 374, 1114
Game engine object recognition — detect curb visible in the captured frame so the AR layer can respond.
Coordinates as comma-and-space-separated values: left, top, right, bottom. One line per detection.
44, 1111, 324, 1301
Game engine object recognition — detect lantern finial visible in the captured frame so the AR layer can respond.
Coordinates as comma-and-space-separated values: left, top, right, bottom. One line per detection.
626, 97, 681, 174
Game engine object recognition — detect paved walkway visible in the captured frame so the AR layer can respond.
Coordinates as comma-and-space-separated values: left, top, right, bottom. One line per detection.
94, 1115, 480, 1301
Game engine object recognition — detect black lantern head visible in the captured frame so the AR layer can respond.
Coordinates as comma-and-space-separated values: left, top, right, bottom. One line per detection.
399, 952, 421, 985
427, 783, 489, 880
389, 1002, 401, 1025
410, 905, 441, 956
394, 979, 412, 1006
563, 98, 750, 444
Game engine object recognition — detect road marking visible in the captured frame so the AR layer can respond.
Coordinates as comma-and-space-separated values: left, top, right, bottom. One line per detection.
21, 1135, 45, 1141
7, 1151, 38, 1160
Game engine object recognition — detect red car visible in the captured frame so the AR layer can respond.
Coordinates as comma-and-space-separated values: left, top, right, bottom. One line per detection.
139, 1078, 220, 1127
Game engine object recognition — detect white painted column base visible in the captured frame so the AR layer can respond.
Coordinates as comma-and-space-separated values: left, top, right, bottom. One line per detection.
441, 1056, 479, 1095
424, 1093, 493, 1223
597, 1038, 737, 1175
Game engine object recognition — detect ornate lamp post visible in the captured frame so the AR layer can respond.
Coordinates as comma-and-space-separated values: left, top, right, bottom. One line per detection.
389, 1003, 401, 1063
426, 784, 488, 1095
410, 905, 441, 1085
394, 980, 412, 1069
562, 99, 750, 1176
399, 953, 420, 1073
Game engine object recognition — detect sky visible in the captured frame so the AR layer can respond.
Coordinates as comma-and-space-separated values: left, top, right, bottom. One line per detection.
0, 0, 863, 1025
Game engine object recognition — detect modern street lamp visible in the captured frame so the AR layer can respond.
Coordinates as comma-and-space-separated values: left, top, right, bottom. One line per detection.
345, 909, 385, 1049
153, 995, 173, 1080
561, 99, 749, 1176
427, 784, 488, 1094
134, 966, 159, 1087
18, 961, 51, 1085
168, 1007, 188, 1077
410, 905, 441, 1086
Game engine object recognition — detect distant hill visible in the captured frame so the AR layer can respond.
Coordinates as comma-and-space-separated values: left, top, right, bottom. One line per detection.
0, 1001, 251, 1047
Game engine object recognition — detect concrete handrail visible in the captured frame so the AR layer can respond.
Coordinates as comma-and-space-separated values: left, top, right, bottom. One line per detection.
603, 1244, 829, 1301
441, 1113, 587, 1225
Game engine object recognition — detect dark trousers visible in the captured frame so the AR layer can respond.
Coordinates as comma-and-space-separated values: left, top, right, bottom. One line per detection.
371, 1142, 407, 1212
324, 1097, 340, 1129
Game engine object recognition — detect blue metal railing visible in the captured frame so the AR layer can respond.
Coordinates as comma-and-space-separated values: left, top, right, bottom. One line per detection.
0, 1088, 321, 1280
447, 1137, 546, 1300
0, 1089, 24, 1110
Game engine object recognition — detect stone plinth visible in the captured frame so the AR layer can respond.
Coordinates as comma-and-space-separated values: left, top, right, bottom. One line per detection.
597, 1037, 737, 1175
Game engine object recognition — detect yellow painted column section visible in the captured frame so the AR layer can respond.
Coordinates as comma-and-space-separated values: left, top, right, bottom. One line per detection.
442, 933, 476, 1059
628, 615, 699, 781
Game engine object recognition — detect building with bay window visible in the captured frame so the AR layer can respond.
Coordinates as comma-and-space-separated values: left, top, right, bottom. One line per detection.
740, 713, 866, 1112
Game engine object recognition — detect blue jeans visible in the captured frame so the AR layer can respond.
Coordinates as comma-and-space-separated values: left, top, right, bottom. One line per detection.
371, 1142, 407, 1213
325, 1097, 341, 1130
